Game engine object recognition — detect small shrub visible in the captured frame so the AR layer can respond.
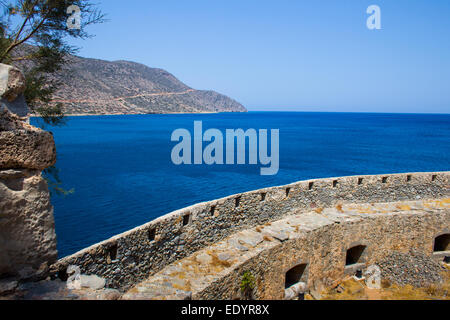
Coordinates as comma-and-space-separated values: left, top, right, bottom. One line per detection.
240, 271, 255, 300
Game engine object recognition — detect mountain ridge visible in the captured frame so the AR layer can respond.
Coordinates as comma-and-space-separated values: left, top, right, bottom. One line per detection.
48, 55, 247, 115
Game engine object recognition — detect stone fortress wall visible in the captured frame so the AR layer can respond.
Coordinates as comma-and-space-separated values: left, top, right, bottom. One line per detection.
193, 198, 449, 300
51, 171, 450, 293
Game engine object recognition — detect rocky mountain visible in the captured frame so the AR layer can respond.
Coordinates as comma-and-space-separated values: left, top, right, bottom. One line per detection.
49, 56, 246, 115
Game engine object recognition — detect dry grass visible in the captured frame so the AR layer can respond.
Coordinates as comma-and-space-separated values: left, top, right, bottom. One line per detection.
172, 280, 192, 292
210, 253, 233, 268
320, 268, 450, 300
396, 204, 411, 211
314, 208, 324, 214
336, 204, 344, 213
321, 278, 366, 300
381, 279, 391, 289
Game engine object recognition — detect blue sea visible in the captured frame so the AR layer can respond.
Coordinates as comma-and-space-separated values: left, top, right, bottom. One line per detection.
31, 112, 450, 258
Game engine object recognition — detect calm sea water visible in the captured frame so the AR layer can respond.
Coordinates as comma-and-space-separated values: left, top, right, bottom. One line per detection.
31, 112, 450, 258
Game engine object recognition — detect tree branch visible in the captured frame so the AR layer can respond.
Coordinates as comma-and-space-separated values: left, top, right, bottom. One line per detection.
0, 0, 41, 62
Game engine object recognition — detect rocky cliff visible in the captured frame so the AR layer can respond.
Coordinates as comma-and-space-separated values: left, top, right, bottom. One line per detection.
0, 64, 57, 282
48, 56, 246, 115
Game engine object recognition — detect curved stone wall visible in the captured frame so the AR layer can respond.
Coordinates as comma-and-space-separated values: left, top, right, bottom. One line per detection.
50, 172, 450, 290
194, 204, 450, 299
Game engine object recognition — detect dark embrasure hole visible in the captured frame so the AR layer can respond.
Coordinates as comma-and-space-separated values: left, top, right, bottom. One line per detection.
285, 264, 307, 289
434, 234, 450, 252
235, 197, 241, 208
148, 228, 156, 241
346, 245, 366, 265
183, 214, 190, 226
58, 268, 68, 281
108, 244, 118, 261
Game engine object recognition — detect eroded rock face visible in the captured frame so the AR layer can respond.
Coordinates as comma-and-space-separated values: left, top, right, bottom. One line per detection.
0, 169, 58, 278
0, 64, 58, 282
0, 118, 57, 170
0, 65, 56, 171
0, 63, 28, 116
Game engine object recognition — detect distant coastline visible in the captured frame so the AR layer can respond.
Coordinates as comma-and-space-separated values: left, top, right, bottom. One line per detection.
29, 110, 237, 118
45, 54, 246, 115
29, 110, 450, 118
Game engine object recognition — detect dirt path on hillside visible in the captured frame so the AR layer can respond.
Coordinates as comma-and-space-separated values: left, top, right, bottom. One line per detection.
51, 89, 196, 104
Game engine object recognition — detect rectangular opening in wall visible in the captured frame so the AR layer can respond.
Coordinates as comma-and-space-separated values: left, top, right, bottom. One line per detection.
333, 180, 338, 188
434, 234, 450, 252
148, 228, 156, 242
285, 264, 307, 289
407, 175, 412, 182
210, 206, 216, 216
358, 178, 363, 185
345, 245, 366, 266
108, 244, 118, 261
286, 188, 291, 197
382, 177, 388, 184
308, 182, 314, 190
260, 193, 266, 201
58, 267, 68, 281
432, 175, 437, 182
183, 214, 190, 226
235, 197, 241, 208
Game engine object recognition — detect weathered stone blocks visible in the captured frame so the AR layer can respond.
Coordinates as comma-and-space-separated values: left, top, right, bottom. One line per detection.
0, 169, 58, 278
0, 63, 28, 116
0, 125, 57, 170
0, 64, 58, 281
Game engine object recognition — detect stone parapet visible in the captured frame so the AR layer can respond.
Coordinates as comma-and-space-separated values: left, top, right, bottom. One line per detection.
51, 171, 450, 291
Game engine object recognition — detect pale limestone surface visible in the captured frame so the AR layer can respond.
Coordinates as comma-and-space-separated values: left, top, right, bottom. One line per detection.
0, 64, 57, 281
0, 63, 28, 116
0, 169, 57, 278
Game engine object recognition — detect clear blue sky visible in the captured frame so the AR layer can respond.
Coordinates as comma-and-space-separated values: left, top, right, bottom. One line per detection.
71, 0, 450, 113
